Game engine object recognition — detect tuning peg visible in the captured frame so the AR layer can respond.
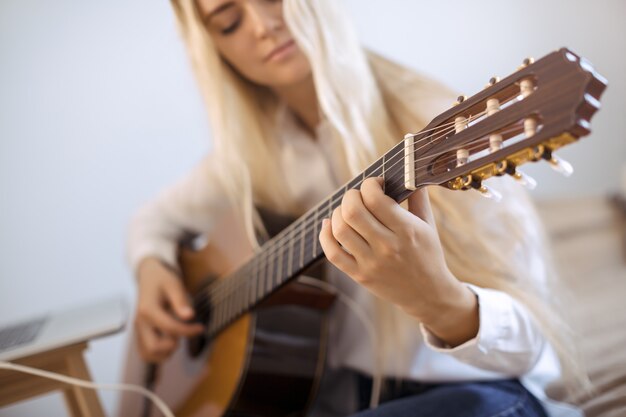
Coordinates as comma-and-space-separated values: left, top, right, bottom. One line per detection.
477, 184, 502, 202
517, 57, 535, 70
510, 170, 537, 190
453, 95, 468, 106
547, 154, 574, 177
484, 76, 500, 89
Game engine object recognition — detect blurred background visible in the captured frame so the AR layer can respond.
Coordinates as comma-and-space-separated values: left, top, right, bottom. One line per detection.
1, 0, 624, 415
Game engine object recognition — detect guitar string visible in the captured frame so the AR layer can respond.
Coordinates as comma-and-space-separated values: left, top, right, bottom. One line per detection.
195, 115, 528, 321
195, 121, 528, 328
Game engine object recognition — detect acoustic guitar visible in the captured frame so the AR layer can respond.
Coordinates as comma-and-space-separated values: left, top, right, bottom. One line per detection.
127, 48, 606, 417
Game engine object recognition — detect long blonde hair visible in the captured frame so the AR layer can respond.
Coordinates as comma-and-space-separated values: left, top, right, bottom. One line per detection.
170, 0, 588, 395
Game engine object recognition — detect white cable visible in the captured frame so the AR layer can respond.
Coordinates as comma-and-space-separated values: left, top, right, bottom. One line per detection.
296, 276, 382, 409
0, 360, 175, 417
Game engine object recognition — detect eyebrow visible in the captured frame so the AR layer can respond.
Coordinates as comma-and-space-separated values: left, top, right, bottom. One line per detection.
203, 2, 236, 23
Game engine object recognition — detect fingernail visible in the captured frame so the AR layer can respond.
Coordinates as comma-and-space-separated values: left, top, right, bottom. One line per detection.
322, 218, 329, 228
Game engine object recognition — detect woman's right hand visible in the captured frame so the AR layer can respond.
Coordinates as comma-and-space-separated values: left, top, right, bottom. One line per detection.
134, 258, 205, 363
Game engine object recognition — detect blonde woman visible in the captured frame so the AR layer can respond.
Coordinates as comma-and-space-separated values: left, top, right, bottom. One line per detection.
127, 0, 585, 416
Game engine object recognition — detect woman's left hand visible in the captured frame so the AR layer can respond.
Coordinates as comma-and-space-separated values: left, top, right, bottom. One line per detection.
318, 177, 479, 347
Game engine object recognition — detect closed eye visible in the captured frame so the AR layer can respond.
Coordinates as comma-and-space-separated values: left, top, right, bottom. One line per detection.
221, 19, 241, 35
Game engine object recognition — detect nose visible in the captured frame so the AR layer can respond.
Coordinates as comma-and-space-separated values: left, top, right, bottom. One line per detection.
246, 1, 283, 39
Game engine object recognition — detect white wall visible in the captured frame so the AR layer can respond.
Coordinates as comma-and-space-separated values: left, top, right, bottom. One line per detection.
0, 1, 624, 416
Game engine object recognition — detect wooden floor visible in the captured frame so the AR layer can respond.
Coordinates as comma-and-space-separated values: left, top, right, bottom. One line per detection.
536, 196, 626, 417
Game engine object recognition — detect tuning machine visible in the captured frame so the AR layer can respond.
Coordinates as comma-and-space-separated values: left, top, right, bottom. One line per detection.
511, 170, 538, 189
477, 184, 503, 202
495, 160, 537, 190
535, 145, 574, 177
462, 175, 503, 202
547, 154, 574, 177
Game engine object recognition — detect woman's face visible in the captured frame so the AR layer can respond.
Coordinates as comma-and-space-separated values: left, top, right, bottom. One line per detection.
197, 0, 312, 89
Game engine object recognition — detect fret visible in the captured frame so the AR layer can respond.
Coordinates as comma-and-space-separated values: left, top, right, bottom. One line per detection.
223, 291, 232, 328
299, 218, 305, 268
316, 200, 331, 258
221, 281, 229, 326
250, 261, 258, 305
222, 293, 229, 327
231, 276, 239, 320
236, 276, 244, 316
237, 278, 244, 315
227, 278, 236, 321
266, 247, 274, 294
384, 141, 409, 201
312, 207, 319, 258
233, 285, 241, 318
317, 200, 331, 223
258, 253, 267, 301
347, 174, 362, 190
231, 277, 239, 319
276, 240, 284, 285
251, 258, 261, 303
287, 224, 294, 278
270, 247, 280, 289
292, 221, 302, 274
239, 276, 247, 315
364, 157, 383, 179
217, 290, 225, 331
302, 211, 317, 266
264, 249, 271, 296
330, 189, 344, 212
228, 282, 236, 321
280, 240, 289, 283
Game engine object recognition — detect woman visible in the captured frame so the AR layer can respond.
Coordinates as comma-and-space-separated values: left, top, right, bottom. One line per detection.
127, 0, 586, 415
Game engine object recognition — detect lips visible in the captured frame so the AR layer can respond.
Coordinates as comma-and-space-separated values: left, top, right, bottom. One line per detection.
264, 40, 295, 62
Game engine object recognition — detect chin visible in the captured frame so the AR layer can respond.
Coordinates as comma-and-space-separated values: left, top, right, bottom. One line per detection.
269, 58, 312, 88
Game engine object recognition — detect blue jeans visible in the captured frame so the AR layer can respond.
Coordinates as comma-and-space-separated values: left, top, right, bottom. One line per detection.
350, 377, 548, 417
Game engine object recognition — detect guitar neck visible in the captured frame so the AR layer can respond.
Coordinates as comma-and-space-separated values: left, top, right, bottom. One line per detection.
203, 139, 417, 337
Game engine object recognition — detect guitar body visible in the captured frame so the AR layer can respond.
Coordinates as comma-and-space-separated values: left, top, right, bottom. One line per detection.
142, 211, 335, 417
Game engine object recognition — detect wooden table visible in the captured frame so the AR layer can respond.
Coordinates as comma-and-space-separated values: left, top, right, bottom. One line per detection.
0, 342, 105, 417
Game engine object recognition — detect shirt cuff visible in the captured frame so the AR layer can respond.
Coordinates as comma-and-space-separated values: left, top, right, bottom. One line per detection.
419, 284, 513, 356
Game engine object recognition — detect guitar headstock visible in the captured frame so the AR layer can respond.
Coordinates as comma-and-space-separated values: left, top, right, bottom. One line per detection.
404, 47, 607, 199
